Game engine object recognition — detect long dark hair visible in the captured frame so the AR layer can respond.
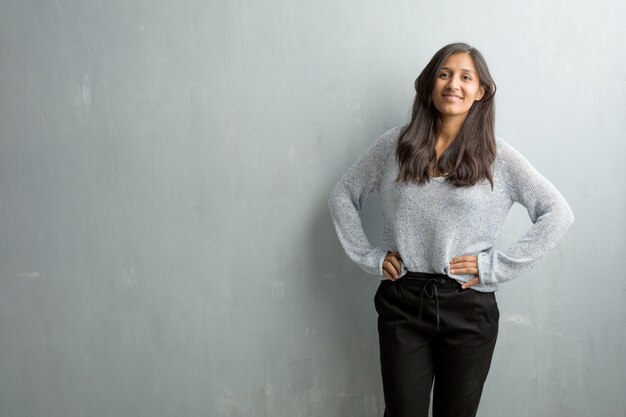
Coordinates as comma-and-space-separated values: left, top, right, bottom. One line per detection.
395, 42, 497, 188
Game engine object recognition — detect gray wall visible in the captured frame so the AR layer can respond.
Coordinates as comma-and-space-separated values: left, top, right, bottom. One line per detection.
0, 1, 624, 416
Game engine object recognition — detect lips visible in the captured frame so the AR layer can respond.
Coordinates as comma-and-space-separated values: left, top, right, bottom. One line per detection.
443, 94, 462, 99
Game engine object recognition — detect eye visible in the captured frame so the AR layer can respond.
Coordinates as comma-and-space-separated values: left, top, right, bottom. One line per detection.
439, 72, 449, 78
463, 75, 472, 81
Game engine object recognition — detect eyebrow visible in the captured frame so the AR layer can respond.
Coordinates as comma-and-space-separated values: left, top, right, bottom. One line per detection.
441, 67, 475, 74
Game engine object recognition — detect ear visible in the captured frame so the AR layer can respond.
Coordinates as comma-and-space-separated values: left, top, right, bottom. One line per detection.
475, 85, 486, 101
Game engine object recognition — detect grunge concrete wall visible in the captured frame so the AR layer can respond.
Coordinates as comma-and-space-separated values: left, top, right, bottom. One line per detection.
0, 0, 623, 416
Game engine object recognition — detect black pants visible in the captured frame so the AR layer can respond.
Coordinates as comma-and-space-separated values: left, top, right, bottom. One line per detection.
374, 271, 499, 417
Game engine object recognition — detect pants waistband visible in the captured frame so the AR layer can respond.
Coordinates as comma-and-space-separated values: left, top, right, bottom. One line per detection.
402, 271, 458, 288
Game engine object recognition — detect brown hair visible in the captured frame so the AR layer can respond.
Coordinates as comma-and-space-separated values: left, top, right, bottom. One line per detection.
395, 42, 497, 188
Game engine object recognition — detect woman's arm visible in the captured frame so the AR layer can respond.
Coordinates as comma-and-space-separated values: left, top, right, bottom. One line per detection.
477, 140, 575, 285
328, 127, 397, 277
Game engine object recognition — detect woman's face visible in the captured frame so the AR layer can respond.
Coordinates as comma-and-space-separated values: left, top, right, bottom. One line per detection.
431, 52, 485, 121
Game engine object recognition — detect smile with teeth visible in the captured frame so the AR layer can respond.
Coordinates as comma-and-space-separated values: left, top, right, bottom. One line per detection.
443, 94, 462, 100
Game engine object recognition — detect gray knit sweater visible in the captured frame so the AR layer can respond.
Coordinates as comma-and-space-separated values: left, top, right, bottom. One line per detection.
328, 126, 575, 292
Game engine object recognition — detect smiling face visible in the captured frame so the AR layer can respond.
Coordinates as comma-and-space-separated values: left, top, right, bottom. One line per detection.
431, 52, 485, 122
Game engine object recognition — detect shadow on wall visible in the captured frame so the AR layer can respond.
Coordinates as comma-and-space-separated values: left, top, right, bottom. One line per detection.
287, 178, 384, 415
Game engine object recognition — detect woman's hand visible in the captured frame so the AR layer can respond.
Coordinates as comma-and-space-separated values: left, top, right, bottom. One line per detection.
449, 255, 481, 289
383, 251, 403, 281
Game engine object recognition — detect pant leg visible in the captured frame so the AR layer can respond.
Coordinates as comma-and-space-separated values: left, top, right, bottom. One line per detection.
374, 279, 437, 417
431, 287, 499, 417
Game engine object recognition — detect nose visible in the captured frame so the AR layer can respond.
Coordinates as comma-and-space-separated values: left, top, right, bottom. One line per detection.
446, 75, 461, 90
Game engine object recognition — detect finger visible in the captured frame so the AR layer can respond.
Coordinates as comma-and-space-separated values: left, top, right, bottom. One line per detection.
449, 258, 478, 274
461, 276, 481, 289
449, 255, 478, 265
383, 258, 398, 278
449, 259, 477, 268
449, 262, 474, 272
450, 255, 470, 263
386, 253, 404, 279
383, 269, 394, 281
387, 256, 403, 275
383, 260, 400, 280
382, 265, 396, 281
450, 260, 477, 267
450, 266, 479, 275
389, 251, 403, 261
449, 259, 476, 270
449, 261, 472, 271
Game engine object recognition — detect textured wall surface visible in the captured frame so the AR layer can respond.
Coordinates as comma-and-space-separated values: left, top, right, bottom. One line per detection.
0, 0, 624, 416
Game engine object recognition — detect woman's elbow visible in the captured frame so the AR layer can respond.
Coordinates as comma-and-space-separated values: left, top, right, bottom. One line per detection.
565, 205, 575, 227
558, 201, 575, 232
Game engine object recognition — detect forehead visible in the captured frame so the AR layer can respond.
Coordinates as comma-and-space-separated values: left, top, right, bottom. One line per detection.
441, 52, 477, 72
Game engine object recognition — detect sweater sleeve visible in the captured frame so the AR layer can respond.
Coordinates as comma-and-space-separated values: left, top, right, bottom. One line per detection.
328, 127, 397, 277
476, 141, 575, 285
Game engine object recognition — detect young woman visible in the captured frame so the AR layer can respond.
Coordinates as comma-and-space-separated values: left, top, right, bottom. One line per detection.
327, 42, 575, 417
